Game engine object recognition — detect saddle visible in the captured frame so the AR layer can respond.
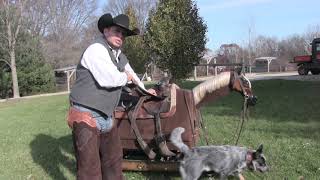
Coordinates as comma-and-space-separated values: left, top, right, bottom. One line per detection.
114, 83, 177, 119
114, 82, 179, 159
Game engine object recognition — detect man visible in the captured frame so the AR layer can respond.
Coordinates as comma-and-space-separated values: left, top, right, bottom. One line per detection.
67, 13, 154, 180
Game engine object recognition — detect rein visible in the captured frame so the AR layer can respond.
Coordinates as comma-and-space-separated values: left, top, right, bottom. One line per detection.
198, 72, 251, 146
234, 72, 250, 145
234, 96, 248, 145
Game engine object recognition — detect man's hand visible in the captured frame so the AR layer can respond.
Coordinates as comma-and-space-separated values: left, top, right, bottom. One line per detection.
125, 71, 133, 82
147, 88, 157, 96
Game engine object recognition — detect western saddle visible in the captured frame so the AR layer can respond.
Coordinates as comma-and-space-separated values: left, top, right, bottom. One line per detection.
114, 80, 179, 159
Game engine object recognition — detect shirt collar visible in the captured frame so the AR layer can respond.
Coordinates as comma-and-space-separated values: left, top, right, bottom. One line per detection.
107, 44, 121, 61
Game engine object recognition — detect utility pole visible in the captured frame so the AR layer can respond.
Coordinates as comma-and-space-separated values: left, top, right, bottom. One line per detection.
248, 27, 252, 73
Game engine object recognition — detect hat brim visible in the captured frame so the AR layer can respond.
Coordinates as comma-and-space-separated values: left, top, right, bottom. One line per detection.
98, 14, 139, 36
111, 23, 140, 36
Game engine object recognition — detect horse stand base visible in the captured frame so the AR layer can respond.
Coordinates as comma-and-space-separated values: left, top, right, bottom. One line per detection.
122, 159, 179, 172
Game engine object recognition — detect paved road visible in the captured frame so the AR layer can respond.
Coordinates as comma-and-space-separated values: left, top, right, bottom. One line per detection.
246, 71, 320, 81
194, 71, 320, 82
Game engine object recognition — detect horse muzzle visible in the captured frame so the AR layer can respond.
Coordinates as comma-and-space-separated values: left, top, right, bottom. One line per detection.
247, 95, 257, 106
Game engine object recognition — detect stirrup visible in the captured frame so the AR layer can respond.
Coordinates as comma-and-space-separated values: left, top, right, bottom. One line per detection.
156, 135, 175, 157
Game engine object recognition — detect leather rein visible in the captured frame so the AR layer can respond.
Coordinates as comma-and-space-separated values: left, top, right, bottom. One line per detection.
234, 72, 250, 145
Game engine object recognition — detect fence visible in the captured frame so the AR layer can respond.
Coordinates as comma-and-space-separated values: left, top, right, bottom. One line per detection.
193, 63, 243, 80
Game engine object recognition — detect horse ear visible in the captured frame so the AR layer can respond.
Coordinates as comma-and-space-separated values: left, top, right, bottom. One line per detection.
241, 65, 246, 75
234, 67, 242, 75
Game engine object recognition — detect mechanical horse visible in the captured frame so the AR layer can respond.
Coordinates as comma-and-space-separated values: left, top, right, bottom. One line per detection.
113, 69, 257, 171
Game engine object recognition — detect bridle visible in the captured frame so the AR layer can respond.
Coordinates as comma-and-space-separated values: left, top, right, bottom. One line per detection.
198, 71, 257, 146
234, 72, 252, 98
233, 72, 252, 145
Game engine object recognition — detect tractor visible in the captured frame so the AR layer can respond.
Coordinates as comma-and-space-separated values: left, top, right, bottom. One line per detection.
292, 38, 320, 75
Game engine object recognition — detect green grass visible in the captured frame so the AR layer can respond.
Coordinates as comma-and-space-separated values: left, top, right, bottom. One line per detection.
0, 80, 319, 180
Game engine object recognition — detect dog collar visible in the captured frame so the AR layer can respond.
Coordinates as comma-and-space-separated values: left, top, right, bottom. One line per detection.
246, 151, 253, 166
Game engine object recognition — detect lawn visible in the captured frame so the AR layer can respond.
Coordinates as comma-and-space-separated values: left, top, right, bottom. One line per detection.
0, 79, 319, 180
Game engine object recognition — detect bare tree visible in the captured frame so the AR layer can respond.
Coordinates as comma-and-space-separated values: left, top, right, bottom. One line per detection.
103, 0, 157, 32
0, 0, 27, 98
278, 35, 307, 62
41, 0, 97, 68
305, 24, 320, 42
246, 18, 256, 73
24, 0, 52, 37
103, 0, 129, 15
253, 35, 278, 57
219, 43, 241, 63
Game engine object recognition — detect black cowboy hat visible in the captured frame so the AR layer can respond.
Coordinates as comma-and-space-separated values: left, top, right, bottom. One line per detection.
97, 13, 140, 36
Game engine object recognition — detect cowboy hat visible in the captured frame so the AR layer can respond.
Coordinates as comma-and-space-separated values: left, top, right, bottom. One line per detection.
97, 13, 140, 36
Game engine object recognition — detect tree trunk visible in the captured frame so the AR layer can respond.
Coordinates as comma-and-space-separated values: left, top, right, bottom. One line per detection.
4, 0, 23, 98
10, 49, 20, 98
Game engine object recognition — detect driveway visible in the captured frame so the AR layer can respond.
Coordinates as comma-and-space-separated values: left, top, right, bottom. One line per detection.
194, 71, 320, 82
246, 71, 320, 81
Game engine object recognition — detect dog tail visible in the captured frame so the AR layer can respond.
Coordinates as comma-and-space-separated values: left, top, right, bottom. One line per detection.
170, 127, 189, 153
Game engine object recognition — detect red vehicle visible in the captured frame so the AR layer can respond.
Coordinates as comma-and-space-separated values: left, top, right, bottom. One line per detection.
292, 38, 320, 75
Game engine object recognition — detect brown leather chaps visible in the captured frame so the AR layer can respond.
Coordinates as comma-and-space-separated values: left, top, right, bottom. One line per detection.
72, 121, 124, 180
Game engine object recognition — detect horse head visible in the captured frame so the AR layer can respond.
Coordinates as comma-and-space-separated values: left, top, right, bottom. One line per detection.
192, 69, 257, 107
230, 69, 257, 106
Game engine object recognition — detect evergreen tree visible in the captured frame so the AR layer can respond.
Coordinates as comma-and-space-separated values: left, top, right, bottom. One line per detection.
15, 32, 56, 96
145, 0, 207, 80
0, 66, 11, 98
0, 12, 11, 98
122, 5, 149, 74
0, 30, 56, 98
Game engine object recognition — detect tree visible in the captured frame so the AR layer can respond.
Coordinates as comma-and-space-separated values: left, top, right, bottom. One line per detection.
278, 35, 307, 63
0, 29, 56, 98
305, 24, 320, 43
13, 0, 97, 68
219, 43, 241, 63
253, 35, 279, 57
122, 5, 149, 74
103, 0, 157, 32
43, 0, 97, 68
0, 68, 11, 98
0, 44, 11, 98
245, 17, 256, 73
0, 0, 27, 98
24, 0, 52, 37
144, 0, 207, 80
15, 32, 56, 96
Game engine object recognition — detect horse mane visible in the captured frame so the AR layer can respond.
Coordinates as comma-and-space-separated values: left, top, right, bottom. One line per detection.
192, 72, 231, 106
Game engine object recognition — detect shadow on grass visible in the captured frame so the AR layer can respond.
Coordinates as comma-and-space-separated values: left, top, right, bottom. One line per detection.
30, 134, 181, 180
30, 134, 75, 180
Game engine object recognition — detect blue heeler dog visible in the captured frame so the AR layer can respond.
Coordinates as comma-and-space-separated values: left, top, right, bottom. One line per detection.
170, 127, 268, 180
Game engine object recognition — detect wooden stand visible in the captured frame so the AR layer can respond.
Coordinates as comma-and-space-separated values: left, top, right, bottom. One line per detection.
122, 159, 179, 172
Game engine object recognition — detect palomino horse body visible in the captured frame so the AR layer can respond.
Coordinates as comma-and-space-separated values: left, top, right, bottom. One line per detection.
115, 70, 256, 162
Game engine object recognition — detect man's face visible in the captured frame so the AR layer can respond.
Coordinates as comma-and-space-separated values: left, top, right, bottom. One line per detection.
104, 26, 126, 49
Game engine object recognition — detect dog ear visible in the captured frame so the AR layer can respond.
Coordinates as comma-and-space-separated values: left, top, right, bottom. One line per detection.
256, 144, 263, 153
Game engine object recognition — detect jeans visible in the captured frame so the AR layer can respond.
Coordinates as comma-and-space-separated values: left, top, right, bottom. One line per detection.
73, 104, 113, 133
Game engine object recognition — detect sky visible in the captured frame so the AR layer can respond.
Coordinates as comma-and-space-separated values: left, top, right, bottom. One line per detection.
197, 0, 320, 50
98, 0, 320, 51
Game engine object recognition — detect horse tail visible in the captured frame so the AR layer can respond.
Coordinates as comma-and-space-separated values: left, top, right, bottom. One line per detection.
170, 127, 189, 154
